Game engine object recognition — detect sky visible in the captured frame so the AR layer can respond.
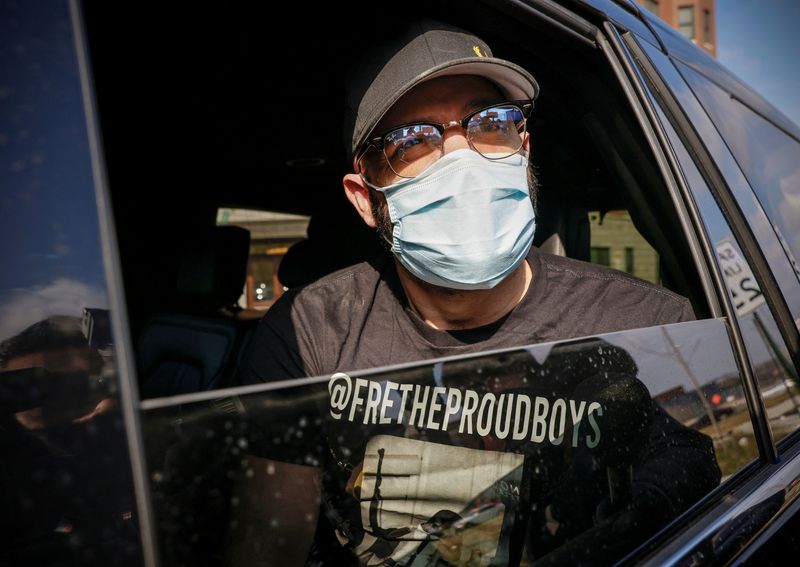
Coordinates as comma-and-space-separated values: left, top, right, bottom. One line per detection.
716, 0, 800, 126
0, 3, 109, 341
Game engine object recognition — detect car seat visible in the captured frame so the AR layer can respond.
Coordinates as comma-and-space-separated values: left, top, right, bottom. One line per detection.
136, 226, 251, 398
277, 211, 384, 289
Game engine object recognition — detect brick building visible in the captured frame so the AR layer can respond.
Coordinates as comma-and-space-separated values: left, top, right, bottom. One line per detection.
635, 0, 716, 57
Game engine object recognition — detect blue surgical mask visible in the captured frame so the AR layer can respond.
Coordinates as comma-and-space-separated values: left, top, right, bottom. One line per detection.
372, 148, 535, 290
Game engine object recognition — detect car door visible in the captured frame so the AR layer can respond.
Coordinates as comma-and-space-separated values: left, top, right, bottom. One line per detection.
0, 1, 155, 565
596, 6, 800, 564
129, 2, 793, 566
141, 319, 751, 566
5, 1, 798, 566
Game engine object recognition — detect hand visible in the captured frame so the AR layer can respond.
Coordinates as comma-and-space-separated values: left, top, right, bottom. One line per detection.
73, 398, 117, 423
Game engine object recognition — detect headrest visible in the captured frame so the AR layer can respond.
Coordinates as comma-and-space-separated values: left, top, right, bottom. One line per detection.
175, 226, 250, 309
533, 202, 590, 262
277, 212, 384, 289
278, 240, 324, 289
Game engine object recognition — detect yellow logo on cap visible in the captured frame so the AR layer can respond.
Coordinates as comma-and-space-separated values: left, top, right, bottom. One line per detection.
473, 45, 486, 58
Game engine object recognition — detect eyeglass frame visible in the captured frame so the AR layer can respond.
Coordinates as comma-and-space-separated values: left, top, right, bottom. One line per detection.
353, 99, 535, 177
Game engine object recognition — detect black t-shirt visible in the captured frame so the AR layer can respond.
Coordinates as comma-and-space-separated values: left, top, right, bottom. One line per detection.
239, 246, 694, 384
234, 248, 718, 565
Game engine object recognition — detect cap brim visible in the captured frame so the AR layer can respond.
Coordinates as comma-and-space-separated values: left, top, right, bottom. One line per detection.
423, 58, 539, 101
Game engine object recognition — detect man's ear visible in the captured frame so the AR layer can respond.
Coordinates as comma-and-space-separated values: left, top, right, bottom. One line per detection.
522, 131, 531, 156
343, 173, 378, 228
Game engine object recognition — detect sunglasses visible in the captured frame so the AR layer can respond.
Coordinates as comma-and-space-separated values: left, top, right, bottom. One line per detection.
355, 101, 533, 188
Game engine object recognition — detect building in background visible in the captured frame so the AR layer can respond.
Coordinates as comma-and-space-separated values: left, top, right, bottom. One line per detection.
635, 0, 716, 57
586, 1, 716, 286
216, 208, 310, 309
590, 211, 660, 284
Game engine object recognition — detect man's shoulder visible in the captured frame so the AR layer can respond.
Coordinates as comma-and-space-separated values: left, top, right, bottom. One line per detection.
539, 252, 685, 302
535, 251, 693, 324
270, 254, 394, 321
295, 255, 389, 297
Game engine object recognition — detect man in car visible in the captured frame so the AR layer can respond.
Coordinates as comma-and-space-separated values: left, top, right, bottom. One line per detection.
241, 19, 694, 379
236, 18, 718, 565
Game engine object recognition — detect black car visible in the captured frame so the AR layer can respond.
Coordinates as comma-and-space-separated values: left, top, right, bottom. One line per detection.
3, 0, 800, 565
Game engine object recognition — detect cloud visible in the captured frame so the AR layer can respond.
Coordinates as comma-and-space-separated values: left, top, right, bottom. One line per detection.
0, 278, 108, 342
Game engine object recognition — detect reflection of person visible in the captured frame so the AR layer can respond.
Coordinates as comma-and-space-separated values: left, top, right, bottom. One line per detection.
0, 317, 112, 431
312, 339, 719, 566
0, 316, 125, 561
236, 18, 715, 565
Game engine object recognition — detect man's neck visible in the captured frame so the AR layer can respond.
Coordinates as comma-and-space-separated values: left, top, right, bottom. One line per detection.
396, 259, 533, 331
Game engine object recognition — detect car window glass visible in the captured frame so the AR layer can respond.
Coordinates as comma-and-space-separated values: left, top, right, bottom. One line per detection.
630, 44, 800, 449
0, 2, 142, 564
675, 129, 800, 448
80, 3, 763, 564
216, 207, 310, 309
141, 320, 748, 566
639, 41, 800, 327
676, 62, 800, 298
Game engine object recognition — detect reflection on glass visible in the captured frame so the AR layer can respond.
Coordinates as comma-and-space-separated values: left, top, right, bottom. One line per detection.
737, 301, 800, 444
0, 314, 138, 564
709, 235, 800, 444
636, 40, 800, 318
679, 62, 800, 287
1, 2, 141, 562
142, 320, 746, 566
634, 52, 800, 450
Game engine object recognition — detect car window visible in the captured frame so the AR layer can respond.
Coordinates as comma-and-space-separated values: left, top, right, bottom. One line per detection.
79, 0, 777, 564
216, 207, 310, 309
629, 39, 800, 449
636, 43, 800, 322
676, 62, 800, 301
670, 114, 800, 449
0, 2, 144, 564
141, 320, 748, 566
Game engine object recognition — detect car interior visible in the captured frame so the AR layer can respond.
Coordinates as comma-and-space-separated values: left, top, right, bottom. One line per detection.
82, 0, 709, 401
10, 3, 800, 566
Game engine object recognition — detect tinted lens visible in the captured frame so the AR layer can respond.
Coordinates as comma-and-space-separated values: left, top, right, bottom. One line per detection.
385, 125, 443, 177
467, 105, 525, 158
359, 125, 444, 188
359, 145, 401, 188
358, 105, 527, 188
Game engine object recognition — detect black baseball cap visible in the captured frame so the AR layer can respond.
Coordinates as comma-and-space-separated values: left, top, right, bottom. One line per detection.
344, 18, 540, 162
